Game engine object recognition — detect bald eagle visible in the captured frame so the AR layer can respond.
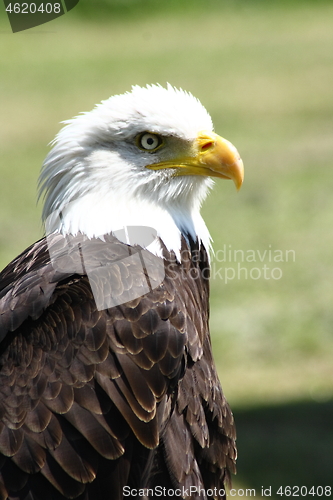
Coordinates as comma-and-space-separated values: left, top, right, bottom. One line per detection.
0, 85, 243, 500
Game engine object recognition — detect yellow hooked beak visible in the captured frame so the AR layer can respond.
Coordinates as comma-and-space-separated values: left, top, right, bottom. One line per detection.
146, 131, 244, 190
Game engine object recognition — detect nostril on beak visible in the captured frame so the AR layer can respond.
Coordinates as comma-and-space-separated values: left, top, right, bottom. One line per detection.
201, 141, 214, 152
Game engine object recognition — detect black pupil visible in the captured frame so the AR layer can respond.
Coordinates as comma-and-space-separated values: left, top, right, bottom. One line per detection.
147, 137, 155, 146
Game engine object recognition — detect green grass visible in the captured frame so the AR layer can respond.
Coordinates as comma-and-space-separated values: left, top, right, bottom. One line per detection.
1, 0, 333, 494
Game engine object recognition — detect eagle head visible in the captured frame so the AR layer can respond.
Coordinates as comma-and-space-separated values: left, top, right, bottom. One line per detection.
39, 84, 243, 258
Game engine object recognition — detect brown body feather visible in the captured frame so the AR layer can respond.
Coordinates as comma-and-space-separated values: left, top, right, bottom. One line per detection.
0, 233, 236, 499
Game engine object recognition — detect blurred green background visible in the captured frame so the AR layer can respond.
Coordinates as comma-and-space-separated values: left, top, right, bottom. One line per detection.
1, 0, 333, 496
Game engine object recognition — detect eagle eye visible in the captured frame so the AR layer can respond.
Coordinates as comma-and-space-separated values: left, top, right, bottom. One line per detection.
137, 132, 163, 152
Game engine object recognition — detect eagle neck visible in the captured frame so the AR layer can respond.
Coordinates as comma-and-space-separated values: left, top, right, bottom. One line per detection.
44, 195, 210, 263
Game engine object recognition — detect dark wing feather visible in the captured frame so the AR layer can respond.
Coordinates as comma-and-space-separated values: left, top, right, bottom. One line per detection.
0, 233, 236, 499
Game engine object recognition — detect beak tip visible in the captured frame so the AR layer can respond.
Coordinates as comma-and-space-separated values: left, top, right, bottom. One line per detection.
233, 158, 244, 191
